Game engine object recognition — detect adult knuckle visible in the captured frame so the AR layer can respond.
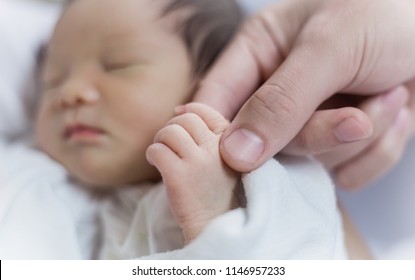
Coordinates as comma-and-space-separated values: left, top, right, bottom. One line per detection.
300, 13, 337, 47
253, 83, 299, 124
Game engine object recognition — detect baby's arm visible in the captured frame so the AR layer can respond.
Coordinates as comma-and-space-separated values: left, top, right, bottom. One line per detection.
146, 103, 240, 244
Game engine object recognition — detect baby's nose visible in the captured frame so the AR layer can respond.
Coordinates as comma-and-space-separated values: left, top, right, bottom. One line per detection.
59, 81, 99, 108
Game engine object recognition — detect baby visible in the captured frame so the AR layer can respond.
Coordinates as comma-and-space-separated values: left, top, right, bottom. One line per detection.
35, 0, 244, 255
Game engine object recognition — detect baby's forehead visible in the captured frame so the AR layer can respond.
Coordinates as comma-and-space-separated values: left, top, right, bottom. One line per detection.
49, 0, 242, 78
52, 0, 182, 49
61, 0, 180, 28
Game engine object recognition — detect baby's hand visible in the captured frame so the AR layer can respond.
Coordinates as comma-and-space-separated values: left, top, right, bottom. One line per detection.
146, 103, 240, 243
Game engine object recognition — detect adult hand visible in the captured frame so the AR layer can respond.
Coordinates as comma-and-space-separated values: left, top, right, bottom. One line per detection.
290, 86, 415, 189
195, 0, 415, 188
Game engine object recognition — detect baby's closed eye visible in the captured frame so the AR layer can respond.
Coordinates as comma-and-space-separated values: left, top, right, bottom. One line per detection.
102, 60, 139, 72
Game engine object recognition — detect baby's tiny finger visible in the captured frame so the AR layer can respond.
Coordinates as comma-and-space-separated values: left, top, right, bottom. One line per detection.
166, 113, 212, 145
146, 143, 180, 168
153, 124, 199, 158
179, 103, 230, 134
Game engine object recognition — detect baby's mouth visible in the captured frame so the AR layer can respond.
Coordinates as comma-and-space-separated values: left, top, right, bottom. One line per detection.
64, 124, 105, 140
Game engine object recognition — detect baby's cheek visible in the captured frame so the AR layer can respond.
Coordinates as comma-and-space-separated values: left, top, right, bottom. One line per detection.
35, 112, 59, 158
34, 115, 48, 150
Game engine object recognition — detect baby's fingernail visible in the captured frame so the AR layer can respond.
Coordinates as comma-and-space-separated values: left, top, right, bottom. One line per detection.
223, 129, 264, 165
145, 147, 155, 166
174, 105, 186, 115
335, 117, 371, 143
146, 156, 154, 166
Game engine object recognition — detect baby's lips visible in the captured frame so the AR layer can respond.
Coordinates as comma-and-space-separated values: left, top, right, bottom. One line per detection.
63, 124, 105, 139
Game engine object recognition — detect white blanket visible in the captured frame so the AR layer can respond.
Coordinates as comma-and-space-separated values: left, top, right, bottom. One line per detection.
0, 140, 100, 259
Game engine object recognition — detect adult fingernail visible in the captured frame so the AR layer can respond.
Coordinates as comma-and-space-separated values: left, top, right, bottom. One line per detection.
223, 129, 264, 165
335, 117, 371, 143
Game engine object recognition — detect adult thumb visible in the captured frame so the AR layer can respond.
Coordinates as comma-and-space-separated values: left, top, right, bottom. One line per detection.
220, 37, 353, 172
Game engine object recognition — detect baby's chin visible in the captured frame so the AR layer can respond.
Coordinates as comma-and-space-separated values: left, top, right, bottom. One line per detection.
68, 164, 162, 189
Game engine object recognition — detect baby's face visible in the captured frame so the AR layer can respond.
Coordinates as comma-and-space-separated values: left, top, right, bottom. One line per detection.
36, 0, 192, 187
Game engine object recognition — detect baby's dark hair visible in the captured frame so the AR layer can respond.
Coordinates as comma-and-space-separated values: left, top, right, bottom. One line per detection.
162, 0, 244, 78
